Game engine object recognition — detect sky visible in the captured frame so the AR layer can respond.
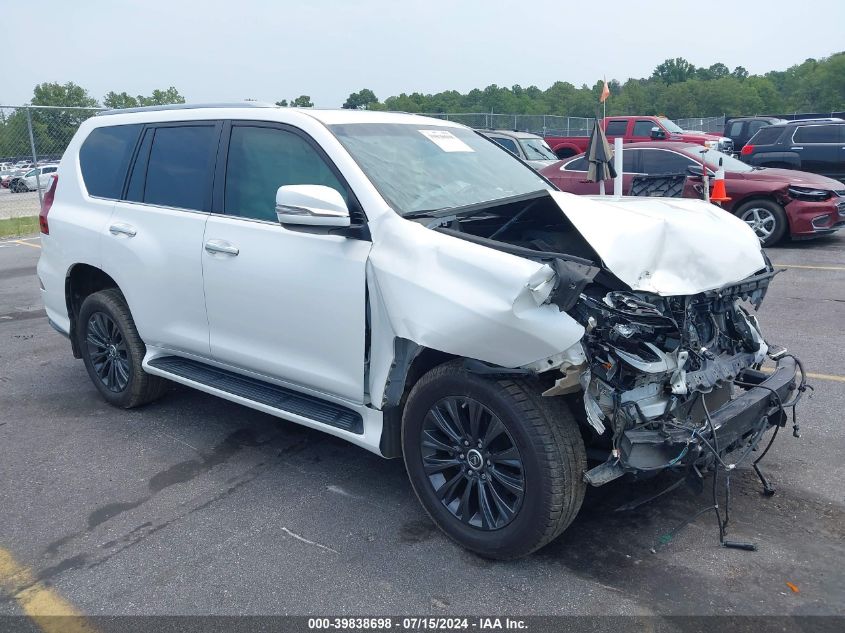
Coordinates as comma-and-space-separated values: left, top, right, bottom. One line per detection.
2, 0, 844, 108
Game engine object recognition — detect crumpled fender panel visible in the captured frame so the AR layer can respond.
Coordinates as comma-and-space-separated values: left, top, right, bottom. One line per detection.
550, 191, 766, 296
366, 213, 585, 408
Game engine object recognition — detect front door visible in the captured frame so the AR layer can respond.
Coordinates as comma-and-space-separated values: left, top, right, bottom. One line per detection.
201, 122, 370, 403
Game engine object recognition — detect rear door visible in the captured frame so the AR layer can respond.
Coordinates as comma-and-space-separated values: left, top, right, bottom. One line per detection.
554, 152, 638, 194
791, 125, 841, 179
201, 121, 370, 402
102, 121, 221, 357
603, 119, 629, 143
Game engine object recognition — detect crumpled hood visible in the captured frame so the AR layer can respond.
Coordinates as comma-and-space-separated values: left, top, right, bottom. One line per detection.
550, 191, 766, 296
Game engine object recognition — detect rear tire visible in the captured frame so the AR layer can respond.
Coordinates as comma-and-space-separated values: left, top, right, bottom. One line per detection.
76, 289, 167, 408
402, 360, 586, 559
735, 199, 788, 247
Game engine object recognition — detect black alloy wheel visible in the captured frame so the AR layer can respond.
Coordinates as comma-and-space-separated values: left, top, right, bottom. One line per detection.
421, 396, 525, 530
85, 311, 131, 392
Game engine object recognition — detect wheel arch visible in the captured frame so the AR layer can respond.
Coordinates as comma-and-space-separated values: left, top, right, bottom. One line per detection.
733, 195, 794, 232
379, 341, 458, 458
65, 263, 122, 358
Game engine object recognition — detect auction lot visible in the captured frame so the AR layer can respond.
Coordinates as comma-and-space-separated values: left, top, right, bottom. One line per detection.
0, 233, 843, 618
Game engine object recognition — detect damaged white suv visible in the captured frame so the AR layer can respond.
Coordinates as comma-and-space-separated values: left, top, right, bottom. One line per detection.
38, 105, 803, 559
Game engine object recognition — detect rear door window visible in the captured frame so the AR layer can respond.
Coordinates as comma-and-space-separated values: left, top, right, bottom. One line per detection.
132, 124, 219, 211
605, 120, 627, 136
793, 125, 838, 143
79, 124, 142, 199
638, 149, 696, 174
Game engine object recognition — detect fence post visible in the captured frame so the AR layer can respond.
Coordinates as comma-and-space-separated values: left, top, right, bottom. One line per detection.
25, 106, 43, 209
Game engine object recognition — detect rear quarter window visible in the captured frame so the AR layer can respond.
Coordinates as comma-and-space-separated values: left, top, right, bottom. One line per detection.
79, 124, 142, 198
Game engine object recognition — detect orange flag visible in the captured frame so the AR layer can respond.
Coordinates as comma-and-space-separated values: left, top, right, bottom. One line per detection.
600, 79, 610, 103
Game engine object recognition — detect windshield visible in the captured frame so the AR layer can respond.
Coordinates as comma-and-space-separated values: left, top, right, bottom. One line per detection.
696, 148, 754, 173
329, 123, 551, 215
520, 138, 557, 160
658, 117, 684, 133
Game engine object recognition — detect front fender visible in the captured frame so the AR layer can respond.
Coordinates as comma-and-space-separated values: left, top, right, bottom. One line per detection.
366, 212, 585, 408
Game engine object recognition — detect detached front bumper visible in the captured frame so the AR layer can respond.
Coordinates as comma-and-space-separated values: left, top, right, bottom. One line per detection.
619, 356, 798, 472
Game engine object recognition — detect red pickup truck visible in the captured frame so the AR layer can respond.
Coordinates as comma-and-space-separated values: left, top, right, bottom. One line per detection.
545, 116, 733, 159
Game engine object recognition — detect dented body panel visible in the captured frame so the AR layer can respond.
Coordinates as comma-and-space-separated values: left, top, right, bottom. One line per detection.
365, 209, 587, 407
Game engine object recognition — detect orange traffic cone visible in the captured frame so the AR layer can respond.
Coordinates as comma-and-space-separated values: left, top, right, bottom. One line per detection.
710, 164, 731, 204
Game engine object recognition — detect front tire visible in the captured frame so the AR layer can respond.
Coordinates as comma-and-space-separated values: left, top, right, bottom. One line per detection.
735, 199, 788, 247
402, 360, 586, 559
76, 289, 167, 408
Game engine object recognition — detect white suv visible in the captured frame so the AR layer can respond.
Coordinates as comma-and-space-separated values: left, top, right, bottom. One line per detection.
38, 104, 802, 558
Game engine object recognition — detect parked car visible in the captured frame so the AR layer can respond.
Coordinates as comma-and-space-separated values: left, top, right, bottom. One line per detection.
0, 168, 21, 188
477, 130, 559, 169
38, 104, 801, 559
723, 116, 784, 154
544, 115, 733, 159
541, 142, 845, 246
9, 164, 58, 192
2, 168, 29, 189
741, 119, 845, 183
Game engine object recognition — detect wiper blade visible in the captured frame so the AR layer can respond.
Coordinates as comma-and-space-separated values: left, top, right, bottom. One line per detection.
401, 208, 451, 219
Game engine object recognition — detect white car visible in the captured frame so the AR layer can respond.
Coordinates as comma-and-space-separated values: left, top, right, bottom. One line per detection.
477, 130, 559, 170
37, 104, 802, 559
10, 164, 58, 192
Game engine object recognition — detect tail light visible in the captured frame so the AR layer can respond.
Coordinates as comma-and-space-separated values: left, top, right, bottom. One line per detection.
39, 174, 58, 234
740, 144, 753, 156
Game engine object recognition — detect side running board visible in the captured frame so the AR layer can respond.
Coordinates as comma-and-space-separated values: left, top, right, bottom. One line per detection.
147, 356, 363, 434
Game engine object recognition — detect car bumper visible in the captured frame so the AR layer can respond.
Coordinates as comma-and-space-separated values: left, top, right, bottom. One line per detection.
619, 356, 798, 471
785, 197, 845, 238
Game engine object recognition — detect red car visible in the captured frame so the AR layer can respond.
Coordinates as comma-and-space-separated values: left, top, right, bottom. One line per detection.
544, 116, 731, 159
540, 141, 845, 246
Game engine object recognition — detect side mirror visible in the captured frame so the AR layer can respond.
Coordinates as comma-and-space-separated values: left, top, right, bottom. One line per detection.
650, 126, 666, 139
686, 164, 714, 178
276, 185, 350, 228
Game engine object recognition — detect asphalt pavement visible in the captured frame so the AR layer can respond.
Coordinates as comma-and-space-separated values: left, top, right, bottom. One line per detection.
0, 232, 843, 619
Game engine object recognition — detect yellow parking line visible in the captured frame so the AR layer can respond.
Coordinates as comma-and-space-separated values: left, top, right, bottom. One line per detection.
773, 263, 845, 271
760, 366, 845, 383
13, 240, 41, 249
0, 548, 97, 633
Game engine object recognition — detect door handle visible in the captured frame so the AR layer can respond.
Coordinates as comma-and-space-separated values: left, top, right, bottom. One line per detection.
204, 239, 239, 256
109, 223, 137, 237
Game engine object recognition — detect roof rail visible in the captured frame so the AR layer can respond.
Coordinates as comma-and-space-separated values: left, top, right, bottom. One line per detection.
96, 102, 278, 116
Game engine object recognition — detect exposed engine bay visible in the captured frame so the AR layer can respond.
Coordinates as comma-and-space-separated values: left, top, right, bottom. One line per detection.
416, 189, 806, 488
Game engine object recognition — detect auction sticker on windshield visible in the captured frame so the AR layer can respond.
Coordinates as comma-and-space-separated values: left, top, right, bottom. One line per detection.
418, 129, 474, 152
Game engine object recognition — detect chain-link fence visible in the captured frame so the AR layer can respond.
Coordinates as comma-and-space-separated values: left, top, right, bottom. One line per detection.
420, 113, 731, 135
420, 113, 595, 137
674, 116, 726, 134
0, 105, 102, 233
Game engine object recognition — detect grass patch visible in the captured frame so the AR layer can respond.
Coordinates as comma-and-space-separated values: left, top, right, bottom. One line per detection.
0, 216, 39, 238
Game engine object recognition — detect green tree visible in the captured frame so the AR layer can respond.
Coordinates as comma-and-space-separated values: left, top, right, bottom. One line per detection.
32, 81, 99, 108
103, 87, 185, 109
29, 82, 100, 156
137, 87, 185, 106
104, 91, 139, 109
290, 95, 314, 107
652, 58, 698, 84
275, 99, 289, 107
342, 89, 379, 110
